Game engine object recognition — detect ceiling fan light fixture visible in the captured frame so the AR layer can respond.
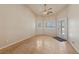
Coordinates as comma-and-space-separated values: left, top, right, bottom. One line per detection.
43, 11, 47, 15
43, 4, 53, 16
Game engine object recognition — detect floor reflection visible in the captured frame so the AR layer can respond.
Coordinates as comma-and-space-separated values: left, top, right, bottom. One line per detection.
36, 39, 43, 49
0, 35, 77, 54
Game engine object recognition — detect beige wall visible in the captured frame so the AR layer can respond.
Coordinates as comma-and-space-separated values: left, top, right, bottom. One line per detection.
0, 5, 35, 48
57, 5, 79, 53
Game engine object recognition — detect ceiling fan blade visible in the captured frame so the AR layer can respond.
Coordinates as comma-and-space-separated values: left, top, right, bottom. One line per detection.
48, 8, 52, 10
47, 11, 53, 15
49, 11, 53, 13
43, 4, 53, 16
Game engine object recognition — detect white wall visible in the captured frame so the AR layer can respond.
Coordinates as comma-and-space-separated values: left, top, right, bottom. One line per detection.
68, 5, 79, 53
57, 5, 79, 53
36, 15, 57, 36
0, 5, 35, 48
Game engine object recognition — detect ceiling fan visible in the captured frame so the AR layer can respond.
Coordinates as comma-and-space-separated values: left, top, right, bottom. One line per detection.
43, 4, 53, 16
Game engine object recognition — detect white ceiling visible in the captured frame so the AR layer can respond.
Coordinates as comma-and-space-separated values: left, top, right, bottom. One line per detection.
27, 4, 67, 16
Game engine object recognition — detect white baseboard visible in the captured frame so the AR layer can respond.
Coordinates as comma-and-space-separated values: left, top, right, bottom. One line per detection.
68, 40, 79, 53
0, 34, 35, 50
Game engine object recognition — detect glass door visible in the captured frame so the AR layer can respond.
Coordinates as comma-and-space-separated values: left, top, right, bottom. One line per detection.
61, 20, 65, 39
57, 19, 67, 39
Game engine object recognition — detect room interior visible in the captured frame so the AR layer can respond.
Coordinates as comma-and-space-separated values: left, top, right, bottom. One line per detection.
0, 4, 79, 54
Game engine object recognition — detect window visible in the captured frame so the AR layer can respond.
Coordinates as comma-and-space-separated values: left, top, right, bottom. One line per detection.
36, 20, 56, 29
46, 21, 56, 28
